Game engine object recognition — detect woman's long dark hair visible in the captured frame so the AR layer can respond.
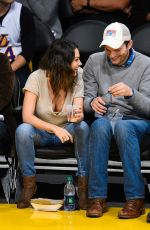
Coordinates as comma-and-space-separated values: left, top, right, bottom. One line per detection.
39, 39, 78, 96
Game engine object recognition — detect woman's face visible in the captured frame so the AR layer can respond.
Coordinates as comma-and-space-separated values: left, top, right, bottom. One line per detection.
71, 48, 82, 75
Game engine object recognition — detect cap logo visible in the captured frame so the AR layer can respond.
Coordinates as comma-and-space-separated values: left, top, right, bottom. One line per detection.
106, 30, 116, 37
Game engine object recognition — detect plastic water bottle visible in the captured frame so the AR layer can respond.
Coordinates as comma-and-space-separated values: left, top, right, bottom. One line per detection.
64, 176, 76, 211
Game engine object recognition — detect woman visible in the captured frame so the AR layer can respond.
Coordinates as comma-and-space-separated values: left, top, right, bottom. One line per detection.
15, 39, 89, 209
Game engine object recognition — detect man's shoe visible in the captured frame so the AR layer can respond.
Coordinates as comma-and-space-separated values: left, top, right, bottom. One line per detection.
146, 211, 150, 223
118, 199, 145, 219
86, 199, 108, 218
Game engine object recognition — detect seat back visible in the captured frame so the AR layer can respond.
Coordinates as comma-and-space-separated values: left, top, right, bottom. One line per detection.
62, 20, 107, 65
59, 0, 73, 19
32, 18, 55, 70
132, 23, 150, 56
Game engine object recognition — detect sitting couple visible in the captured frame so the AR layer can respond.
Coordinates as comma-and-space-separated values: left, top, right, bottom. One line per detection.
16, 23, 150, 221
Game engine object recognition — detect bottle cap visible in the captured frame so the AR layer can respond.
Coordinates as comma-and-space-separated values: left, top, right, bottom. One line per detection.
66, 176, 73, 182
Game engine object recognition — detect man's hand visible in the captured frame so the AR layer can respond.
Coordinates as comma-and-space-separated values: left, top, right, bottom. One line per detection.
108, 82, 133, 97
11, 55, 26, 71
91, 97, 107, 115
123, 4, 132, 17
71, 0, 87, 12
146, 12, 150, 21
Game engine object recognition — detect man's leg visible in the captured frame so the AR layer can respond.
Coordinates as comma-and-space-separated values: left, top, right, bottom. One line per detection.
87, 118, 113, 217
114, 119, 150, 218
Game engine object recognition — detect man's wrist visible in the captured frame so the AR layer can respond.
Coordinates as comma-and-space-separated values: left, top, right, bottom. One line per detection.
90, 97, 94, 109
124, 88, 134, 99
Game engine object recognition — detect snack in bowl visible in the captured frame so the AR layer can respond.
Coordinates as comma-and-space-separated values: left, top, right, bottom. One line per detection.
31, 198, 63, 211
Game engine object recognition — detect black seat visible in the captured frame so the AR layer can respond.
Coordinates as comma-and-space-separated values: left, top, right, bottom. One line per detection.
59, 0, 73, 20
132, 23, 150, 57
32, 18, 55, 70
62, 20, 108, 65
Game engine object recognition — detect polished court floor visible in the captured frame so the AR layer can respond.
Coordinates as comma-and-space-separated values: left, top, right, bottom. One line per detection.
1, 204, 150, 230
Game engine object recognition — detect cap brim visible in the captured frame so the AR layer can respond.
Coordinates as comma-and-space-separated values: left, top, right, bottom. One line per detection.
99, 39, 124, 49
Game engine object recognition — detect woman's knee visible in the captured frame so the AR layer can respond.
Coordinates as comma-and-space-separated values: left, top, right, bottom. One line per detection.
74, 121, 90, 135
15, 123, 34, 142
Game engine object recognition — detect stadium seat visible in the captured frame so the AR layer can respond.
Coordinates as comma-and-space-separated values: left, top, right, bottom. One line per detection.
62, 20, 108, 65
132, 23, 150, 57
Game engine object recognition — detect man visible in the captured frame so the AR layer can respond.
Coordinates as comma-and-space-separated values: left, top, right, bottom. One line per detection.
128, 0, 150, 31
83, 22, 150, 219
16, 0, 62, 39
0, 0, 35, 103
62, 0, 131, 30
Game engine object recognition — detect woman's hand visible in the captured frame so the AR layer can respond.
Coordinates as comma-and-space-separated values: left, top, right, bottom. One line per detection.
52, 126, 73, 143
73, 106, 84, 122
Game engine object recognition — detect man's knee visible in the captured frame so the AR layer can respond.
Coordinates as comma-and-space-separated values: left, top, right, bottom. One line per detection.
91, 118, 112, 133
114, 120, 137, 141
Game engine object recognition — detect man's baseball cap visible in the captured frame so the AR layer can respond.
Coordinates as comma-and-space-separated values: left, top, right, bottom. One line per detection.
100, 22, 131, 49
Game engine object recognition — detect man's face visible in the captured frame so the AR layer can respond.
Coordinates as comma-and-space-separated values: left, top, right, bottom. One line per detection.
104, 40, 133, 66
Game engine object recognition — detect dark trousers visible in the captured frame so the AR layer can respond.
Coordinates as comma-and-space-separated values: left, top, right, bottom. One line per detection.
15, 65, 31, 105
0, 121, 11, 154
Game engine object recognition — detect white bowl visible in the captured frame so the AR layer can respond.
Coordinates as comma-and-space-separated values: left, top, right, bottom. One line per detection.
31, 198, 63, 212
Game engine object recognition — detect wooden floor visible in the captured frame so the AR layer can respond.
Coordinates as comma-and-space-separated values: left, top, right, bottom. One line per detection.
1, 204, 150, 230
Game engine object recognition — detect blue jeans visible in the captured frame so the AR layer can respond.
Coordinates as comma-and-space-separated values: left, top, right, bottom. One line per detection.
15, 121, 89, 177
88, 117, 150, 200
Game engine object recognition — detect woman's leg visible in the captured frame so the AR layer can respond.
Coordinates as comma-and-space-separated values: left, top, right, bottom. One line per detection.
16, 123, 62, 176
65, 121, 90, 176
65, 121, 90, 209
15, 123, 61, 208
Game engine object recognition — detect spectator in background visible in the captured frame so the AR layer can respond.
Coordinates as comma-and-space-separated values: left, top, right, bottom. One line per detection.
16, 0, 62, 39
62, 0, 131, 30
0, 53, 16, 158
0, 0, 35, 104
128, 0, 150, 31
15, 39, 89, 209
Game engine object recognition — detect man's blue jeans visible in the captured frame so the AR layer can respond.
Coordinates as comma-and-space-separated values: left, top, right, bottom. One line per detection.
88, 117, 150, 200
15, 121, 89, 177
